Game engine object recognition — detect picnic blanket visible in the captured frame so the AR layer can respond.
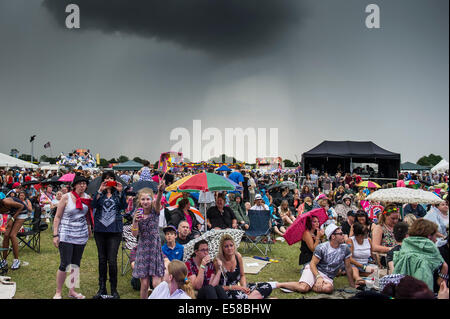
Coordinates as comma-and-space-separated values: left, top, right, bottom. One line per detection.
242, 257, 270, 274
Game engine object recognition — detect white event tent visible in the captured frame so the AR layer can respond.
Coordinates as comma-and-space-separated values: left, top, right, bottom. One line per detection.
0, 153, 39, 169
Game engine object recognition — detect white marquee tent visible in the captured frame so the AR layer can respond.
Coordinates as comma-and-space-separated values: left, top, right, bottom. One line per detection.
0, 153, 38, 169
431, 159, 449, 174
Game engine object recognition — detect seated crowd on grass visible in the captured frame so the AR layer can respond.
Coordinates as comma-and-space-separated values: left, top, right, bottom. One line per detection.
0, 167, 448, 299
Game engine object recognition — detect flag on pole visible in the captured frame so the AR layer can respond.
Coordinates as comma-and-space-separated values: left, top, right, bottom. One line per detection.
30, 135, 36, 143
44, 142, 51, 149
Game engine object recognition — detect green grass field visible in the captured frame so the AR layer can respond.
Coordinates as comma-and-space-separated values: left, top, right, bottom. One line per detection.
1, 225, 350, 299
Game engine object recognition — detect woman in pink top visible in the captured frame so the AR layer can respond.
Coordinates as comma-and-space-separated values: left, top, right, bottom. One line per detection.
396, 174, 406, 187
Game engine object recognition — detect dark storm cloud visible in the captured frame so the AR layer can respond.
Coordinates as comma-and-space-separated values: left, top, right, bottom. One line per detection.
43, 0, 305, 58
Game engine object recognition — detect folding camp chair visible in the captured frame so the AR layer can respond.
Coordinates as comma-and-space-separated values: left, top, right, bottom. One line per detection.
17, 205, 47, 253
242, 210, 272, 257
121, 224, 137, 275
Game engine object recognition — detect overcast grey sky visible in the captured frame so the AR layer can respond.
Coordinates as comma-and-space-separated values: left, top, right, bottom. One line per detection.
0, 0, 448, 163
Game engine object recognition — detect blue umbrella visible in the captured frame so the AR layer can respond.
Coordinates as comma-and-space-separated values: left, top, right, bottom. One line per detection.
216, 165, 232, 172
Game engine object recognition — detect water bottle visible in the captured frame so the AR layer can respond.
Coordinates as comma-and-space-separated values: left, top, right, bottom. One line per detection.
373, 266, 380, 290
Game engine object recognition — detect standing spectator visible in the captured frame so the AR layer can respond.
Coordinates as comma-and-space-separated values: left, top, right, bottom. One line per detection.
248, 173, 257, 206
321, 173, 333, 195
1, 195, 26, 270
91, 171, 127, 299
228, 169, 245, 198
138, 161, 152, 182
52, 176, 93, 299
131, 181, 166, 299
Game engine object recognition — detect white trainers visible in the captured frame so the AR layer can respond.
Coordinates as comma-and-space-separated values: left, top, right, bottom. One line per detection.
11, 259, 20, 270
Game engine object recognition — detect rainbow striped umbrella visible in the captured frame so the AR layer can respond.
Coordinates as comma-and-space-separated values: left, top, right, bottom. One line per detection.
165, 172, 243, 193
357, 181, 381, 189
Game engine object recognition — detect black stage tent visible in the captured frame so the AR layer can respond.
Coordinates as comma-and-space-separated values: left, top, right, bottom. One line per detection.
301, 141, 401, 178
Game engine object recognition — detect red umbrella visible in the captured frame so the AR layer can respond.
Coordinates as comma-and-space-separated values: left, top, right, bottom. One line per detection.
283, 207, 329, 245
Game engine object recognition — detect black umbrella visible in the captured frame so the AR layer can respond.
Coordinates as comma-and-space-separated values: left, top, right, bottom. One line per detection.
21, 180, 42, 187
86, 175, 128, 195
41, 176, 64, 185
129, 180, 158, 193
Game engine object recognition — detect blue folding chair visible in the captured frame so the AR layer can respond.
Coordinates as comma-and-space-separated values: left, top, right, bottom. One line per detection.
242, 210, 272, 257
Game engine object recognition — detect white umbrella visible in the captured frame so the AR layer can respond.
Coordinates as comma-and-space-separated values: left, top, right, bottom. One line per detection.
365, 187, 444, 205
431, 159, 449, 174
182, 228, 245, 262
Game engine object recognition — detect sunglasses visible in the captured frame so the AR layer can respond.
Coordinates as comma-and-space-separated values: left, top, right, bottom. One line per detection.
383, 207, 399, 214
334, 232, 344, 236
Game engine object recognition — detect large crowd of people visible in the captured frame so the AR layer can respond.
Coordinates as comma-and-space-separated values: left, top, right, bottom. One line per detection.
0, 165, 448, 299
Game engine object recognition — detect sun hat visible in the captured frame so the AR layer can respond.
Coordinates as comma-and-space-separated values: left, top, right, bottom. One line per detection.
325, 224, 340, 240
71, 175, 90, 187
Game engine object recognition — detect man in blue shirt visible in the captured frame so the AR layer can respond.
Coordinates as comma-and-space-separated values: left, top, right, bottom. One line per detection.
162, 226, 184, 261
403, 202, 427, 218
228, 169, 244, 196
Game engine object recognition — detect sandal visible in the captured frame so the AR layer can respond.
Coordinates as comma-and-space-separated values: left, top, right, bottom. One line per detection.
68, 292, 85, 299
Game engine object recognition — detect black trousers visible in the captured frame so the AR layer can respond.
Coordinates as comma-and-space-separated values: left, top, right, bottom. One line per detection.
58, 242, 86, 272
197, 285, 228, 299
94, 232, 122, 284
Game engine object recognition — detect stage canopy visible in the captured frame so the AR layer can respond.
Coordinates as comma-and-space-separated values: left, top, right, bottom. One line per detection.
301, 141, 401, 178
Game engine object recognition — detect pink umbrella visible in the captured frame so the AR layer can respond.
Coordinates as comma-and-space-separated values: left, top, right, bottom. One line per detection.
58, 173, 76, 182
283, 207, 329, 245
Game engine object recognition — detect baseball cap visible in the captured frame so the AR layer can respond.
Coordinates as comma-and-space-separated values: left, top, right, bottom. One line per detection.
163, 225, 177, 234
12, 182, 20, 189
255, 194, 262, 200
325, 224, 340, 240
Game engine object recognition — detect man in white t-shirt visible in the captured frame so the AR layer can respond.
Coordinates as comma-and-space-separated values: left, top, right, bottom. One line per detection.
275, 224, 355, 294
250, 194, 269, 211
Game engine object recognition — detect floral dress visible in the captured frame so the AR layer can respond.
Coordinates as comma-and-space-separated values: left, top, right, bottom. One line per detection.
132, 209, 165, 278
219, 255, 272, 299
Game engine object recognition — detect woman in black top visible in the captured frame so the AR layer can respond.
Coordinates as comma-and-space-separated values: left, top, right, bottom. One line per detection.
170, 198, 201, 237
299, 216, 324, 266
91, 171, 127, 299
217, 234, 272, 299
